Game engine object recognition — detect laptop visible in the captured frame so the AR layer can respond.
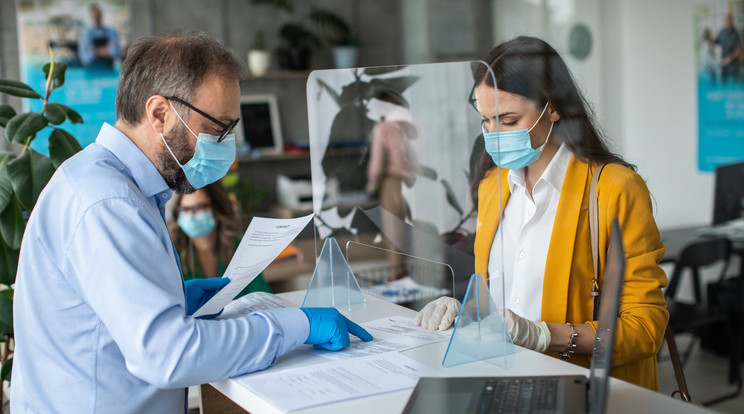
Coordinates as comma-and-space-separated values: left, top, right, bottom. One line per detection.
402, 219, 626, 414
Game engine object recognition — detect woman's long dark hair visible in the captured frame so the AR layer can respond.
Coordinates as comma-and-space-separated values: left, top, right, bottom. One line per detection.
469, 36, 634, 206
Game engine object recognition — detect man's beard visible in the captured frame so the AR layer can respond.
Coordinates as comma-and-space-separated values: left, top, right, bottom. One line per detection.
158, 122, 196, 194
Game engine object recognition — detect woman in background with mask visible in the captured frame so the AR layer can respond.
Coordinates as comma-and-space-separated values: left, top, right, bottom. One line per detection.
169, 181, 271, 294
414, 36, 668, 390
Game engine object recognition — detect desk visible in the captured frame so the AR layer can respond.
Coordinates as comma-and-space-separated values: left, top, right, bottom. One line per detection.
207, 292, 711, 414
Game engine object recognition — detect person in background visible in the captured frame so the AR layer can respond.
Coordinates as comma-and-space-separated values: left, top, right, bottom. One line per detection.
366, 106, 419, 279
715, 12, 741, 83
169, 180, 271, 294
78, 3, 121, 69
11, 31, 371, 413
414, 36, 668, 390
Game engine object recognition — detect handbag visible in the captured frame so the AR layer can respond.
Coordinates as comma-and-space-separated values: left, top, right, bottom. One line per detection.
589, 163, 692, 402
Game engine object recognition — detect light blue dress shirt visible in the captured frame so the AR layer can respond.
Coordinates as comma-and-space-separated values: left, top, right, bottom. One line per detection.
10, 123, 309, 413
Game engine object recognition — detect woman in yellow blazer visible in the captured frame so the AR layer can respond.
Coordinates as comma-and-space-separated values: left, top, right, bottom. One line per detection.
414, 36, 668, 390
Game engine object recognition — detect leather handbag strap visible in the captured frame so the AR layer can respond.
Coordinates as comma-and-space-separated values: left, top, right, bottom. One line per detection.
588, 163, 692, 402
589, 163, 606, 320
665, 324, 692, 402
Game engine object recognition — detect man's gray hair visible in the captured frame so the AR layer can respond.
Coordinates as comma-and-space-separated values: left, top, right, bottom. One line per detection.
116, 31, 246, 125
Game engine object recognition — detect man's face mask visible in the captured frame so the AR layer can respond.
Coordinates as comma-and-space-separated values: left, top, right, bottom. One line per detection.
160, 101, 236, 189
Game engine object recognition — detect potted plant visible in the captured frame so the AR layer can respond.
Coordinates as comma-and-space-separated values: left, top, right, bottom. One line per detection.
247, 31, 271, 77
311, 8, 361, 68
251, 0, 359, 70
0, 52, 83, 401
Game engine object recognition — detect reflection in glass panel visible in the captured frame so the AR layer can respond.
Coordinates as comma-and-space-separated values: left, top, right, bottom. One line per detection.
307, 62, 497, 304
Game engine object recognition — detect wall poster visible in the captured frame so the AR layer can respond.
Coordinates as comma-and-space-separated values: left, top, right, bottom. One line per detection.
15, 0, 130, 153
696, 1, 744, 171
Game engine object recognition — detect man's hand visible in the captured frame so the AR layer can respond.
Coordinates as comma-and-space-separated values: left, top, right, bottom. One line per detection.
300, 308, 373, 351
184, 277, 230, 318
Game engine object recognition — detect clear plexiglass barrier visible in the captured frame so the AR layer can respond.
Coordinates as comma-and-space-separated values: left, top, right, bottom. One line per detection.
306, 61, 514, 366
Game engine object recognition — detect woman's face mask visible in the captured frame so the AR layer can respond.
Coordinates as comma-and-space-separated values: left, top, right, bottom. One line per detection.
177, 210, 216, 238
483, 101, 554, 170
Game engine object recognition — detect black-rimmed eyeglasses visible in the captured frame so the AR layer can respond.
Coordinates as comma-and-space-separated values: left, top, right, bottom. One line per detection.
165, 96, 239, 142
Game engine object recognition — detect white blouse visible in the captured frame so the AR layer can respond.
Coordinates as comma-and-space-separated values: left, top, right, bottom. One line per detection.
488, 143, 571, 321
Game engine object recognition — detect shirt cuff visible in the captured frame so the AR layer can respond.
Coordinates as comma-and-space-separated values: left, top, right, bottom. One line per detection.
262, 307, 310, 354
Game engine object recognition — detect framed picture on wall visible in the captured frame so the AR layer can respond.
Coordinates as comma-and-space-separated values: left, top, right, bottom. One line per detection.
236, 94, 283, 155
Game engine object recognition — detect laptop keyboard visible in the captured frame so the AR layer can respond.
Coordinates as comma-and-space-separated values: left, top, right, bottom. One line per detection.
478, 377, 558, 413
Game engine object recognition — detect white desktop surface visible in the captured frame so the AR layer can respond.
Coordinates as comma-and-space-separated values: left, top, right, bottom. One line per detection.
209, 291, 711, 414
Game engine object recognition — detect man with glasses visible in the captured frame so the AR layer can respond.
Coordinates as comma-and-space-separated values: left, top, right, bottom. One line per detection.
11, 31, 372, 413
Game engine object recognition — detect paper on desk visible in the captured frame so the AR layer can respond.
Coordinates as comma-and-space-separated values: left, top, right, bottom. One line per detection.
236, 351, 442, 412
192, 214, 313, 317
217, 292, 294, 319
311, 315, 452, 361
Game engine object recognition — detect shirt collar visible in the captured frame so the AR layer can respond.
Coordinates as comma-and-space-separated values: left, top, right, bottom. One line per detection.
506, 142, 571, 193
95, 123, 172, 203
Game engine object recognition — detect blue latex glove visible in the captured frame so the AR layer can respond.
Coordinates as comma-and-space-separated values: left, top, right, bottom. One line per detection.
300, 307, 374, 351
184, 277, 230, 319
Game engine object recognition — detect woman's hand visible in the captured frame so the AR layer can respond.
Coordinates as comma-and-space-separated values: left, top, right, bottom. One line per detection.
501, 309, 551, 353
413, 296, 461, 330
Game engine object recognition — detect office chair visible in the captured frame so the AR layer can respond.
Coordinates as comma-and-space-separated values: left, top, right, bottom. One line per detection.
664, 236, 742, 405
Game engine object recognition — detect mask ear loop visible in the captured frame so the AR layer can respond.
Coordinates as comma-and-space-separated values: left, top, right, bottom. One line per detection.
160, 101, 200, 168
168, 101, 199, 139
527, 102, 550, 132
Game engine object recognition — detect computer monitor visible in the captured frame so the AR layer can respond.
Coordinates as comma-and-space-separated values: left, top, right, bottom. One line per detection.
713, 160, 744, 225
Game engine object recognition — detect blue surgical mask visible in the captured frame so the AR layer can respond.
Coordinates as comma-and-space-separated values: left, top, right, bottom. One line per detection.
160, 102, 236, 189
483, 102, 554, 170
177, 211, 216, 238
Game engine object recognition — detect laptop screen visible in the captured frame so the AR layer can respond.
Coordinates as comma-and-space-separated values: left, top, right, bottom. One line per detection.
588, 219, 625, 414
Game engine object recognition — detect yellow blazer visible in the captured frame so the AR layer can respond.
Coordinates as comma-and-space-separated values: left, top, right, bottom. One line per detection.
473, 155, 669, 390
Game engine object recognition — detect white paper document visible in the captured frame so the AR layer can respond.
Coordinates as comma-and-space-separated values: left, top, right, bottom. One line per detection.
192, 214, 314, 317
311, 315, 452, 361
217, 292, 295, 319
236, 351, 442, 412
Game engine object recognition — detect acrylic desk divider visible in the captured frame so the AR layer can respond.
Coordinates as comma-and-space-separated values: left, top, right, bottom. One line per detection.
301, 237, 366, 311
442, 273, 515, 368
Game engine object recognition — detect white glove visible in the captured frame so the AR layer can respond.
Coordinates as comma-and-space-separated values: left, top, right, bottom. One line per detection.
413, 296, 461, 330
501, 309, 551, 353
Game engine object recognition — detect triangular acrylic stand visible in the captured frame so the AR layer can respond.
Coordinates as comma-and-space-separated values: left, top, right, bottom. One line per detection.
442, 273, 515, 368
301, 237, 366, 311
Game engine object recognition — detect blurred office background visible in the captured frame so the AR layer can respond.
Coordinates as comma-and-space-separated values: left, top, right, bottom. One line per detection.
1, 1, 742, 412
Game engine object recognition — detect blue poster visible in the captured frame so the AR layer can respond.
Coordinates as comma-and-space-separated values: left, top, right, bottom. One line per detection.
696, 2, 744, 171
15, 0, 130, 154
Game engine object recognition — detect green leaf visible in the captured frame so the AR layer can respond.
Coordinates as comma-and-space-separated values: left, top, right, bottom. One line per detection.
0, 104, 17, 128
56, 104, 83, 124
7, 149, 55, 210
1, 355, 12, 383
0, 164, 13, 212
0, 80, 42, 99
0, 293, 12, 337
5, 112, 48, 144
0, 196, 24, 250
45, 103, 67, 125
43, 61, 67, 89
440, 179, 464, 216
418, 165, 438, 180
49, 128, 82, 168
0, 237, 19, 287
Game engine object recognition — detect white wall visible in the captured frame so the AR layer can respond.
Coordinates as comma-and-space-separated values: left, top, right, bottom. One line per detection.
492, 0, 714, 230
603, 0, 713, 229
